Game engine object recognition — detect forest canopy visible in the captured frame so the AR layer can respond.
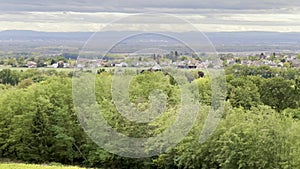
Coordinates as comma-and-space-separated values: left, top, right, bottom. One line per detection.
0, 65, 299, 168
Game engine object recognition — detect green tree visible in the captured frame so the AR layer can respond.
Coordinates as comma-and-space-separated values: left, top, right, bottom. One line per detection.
195, 77, 212, 105
0, 69, 20, 85
156, 106, 300, 169
260, 77, 298, 111
227, 77, 261, 109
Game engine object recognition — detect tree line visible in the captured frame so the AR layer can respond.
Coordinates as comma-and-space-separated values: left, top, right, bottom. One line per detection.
0, 65, 300, 168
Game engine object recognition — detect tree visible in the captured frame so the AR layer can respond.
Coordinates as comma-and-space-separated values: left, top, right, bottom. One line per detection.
50, 59, 56, 65
195, 77, 211, 105
174, 51, 179, 57
17, 78, 33, 89
57, 62, 64, 68
156, 106, 300, 168
260, 77, 298, 111
227, 77, 261, 109
7, 57, 17, 67
283, 62, 291, 68
1, 67, 300, 168
0, 69, 20, 86
17, 56, 25, 67
0, 77, 88, 165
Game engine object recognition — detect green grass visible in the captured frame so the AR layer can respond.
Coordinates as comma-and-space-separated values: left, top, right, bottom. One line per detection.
0, 163, 86, 169
0, 65, 74, 72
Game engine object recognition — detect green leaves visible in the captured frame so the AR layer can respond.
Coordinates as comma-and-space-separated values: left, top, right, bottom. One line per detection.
260, 77, 298, 111
0, 76, 88, 164
157, 106, 300, 169
1, 67, 300, 168
227, 77, 261, 109
0, 69, 20, 86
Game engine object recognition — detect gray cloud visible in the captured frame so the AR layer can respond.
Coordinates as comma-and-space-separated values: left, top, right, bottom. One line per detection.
1, 0, 300, 32
0, 0, 300, 13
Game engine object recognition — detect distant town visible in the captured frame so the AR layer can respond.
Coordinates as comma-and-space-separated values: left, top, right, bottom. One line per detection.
1, 51, 300, 70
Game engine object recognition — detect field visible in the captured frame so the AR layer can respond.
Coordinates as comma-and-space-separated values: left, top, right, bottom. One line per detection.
0, 163, 85, 169
0, 65, 74, 72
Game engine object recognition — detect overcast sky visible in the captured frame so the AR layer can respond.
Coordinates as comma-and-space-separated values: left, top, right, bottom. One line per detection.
0, 0, 300, 32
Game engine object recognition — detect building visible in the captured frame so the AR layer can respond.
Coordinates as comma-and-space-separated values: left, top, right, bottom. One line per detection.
26, 61, 37, 68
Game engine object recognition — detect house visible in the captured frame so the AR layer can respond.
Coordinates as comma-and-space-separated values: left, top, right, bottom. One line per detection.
227, 59, 236, 65
51, 63, 58, 68
267, 61, 277, 67
115, 62, 128, 67
97, 60, 109, 67
278, 62, 284, 67
187, 59, 198, 69
76, 64, 85, 68
151, 64, 162, 71
177, 64, 187, 69
64, 63, 70, 68
251, 61, 263, 67
177, 60, 188, 69
50, 61, 67, 68
291, 59, 300, 68
26, 61, 37, 68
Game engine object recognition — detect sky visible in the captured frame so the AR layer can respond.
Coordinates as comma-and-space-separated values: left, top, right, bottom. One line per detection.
0, 0, 300, 32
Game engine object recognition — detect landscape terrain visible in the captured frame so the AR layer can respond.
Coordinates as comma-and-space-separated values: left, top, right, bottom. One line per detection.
1, 1, 300, 168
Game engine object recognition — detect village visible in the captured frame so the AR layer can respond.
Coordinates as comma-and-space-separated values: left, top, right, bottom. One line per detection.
2, 51, 300, 71
58, 52, 300, 69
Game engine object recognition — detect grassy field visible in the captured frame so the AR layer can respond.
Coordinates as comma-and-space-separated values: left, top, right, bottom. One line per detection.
0, 163, 86, 169
0, 66, 74, 72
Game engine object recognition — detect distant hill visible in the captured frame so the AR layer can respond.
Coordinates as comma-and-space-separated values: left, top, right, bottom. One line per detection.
1, 30, 300, 43
0, 30, 93, 41
1, 30, 300, 53
205, 31, 300, 45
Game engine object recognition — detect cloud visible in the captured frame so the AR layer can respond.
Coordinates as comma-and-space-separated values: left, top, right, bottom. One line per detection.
1, 0, 300, 12
0, 1, 300, 32
1, 11, 300, 32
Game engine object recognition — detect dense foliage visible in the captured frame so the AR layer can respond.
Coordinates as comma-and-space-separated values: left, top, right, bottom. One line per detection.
0, 163, 83, 169
0, 65, 300, 168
